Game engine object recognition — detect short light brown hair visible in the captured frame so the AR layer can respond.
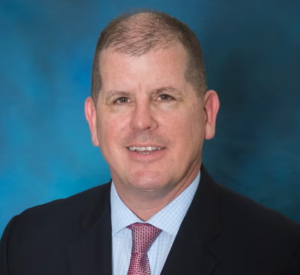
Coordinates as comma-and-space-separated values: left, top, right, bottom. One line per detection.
91, 10, 207, 102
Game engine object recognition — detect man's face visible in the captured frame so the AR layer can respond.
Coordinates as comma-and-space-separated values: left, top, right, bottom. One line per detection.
85, 43, 219, 198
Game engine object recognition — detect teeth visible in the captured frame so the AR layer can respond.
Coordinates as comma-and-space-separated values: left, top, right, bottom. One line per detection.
128, 146, 163, 152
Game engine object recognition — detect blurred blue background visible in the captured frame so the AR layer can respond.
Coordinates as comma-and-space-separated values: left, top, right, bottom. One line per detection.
0, 0, 300, 235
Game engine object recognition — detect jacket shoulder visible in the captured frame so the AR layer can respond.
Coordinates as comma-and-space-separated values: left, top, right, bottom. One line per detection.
8, 182, 111, 243
217, 182, 300, 248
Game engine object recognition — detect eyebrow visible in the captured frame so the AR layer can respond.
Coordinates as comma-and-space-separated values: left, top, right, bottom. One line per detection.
105, 86, 182, 102
151, 87, 182, 96
105, 90, 131, 103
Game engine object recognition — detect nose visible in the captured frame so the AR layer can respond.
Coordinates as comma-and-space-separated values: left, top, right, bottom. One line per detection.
130, 101, 159, 131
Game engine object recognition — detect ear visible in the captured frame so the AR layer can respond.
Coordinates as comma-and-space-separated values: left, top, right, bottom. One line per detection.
203, 90, 220, 140
84, 97, 100, 146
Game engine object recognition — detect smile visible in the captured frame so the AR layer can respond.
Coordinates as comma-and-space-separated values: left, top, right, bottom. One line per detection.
127, 146, 165, 154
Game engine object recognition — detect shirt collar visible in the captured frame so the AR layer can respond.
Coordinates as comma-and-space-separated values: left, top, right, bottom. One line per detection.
111, 172, 200, 237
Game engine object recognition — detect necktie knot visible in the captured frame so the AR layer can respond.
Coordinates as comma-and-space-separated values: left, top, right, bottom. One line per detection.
127, 223, 162, 275
128, 223, 162, 254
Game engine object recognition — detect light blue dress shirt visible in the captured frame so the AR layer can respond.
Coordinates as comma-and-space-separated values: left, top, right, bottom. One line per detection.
111, 172, 200, 275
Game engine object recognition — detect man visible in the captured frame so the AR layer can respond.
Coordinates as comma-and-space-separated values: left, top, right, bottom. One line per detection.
1, 11, 300, 275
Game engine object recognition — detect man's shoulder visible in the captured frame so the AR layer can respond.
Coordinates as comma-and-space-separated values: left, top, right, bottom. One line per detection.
20, 181, 111, 218
8, 182, 111, 243
216, 182, 300, 242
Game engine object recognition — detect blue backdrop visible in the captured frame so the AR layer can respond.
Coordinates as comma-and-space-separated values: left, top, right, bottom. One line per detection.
1, 0, 300, 235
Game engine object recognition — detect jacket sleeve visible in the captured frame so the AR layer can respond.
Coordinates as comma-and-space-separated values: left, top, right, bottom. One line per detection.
0, 216, 17, 275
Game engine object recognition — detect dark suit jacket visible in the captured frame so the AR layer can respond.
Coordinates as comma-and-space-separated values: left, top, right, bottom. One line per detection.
1, 167, 300, 275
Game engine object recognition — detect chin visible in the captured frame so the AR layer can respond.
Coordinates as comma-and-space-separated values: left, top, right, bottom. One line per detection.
129, 169, 168, 191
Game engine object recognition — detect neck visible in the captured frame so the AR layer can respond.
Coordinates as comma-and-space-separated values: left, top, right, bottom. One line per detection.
113, 167, 200, 221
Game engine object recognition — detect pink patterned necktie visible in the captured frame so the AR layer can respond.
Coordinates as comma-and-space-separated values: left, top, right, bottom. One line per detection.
127, 223, 162, 275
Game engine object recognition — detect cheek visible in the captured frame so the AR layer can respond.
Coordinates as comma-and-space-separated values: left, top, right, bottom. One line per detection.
175, 106, 203, 132
96, 114, 129, 148
170, 108, 204, 148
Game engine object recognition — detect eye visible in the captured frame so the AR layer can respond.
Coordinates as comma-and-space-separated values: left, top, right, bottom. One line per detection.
158, 94, 174, 101
114, 97, 130, 104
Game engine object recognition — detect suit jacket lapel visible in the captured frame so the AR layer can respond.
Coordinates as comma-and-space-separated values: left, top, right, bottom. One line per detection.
67, 183, 112, 275
161, 167, 222, 275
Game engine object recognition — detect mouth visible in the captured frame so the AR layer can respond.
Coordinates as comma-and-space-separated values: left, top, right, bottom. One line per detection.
127, 146, 166, 154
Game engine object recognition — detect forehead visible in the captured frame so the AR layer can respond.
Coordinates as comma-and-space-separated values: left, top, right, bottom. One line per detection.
98, 43, 189, 90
